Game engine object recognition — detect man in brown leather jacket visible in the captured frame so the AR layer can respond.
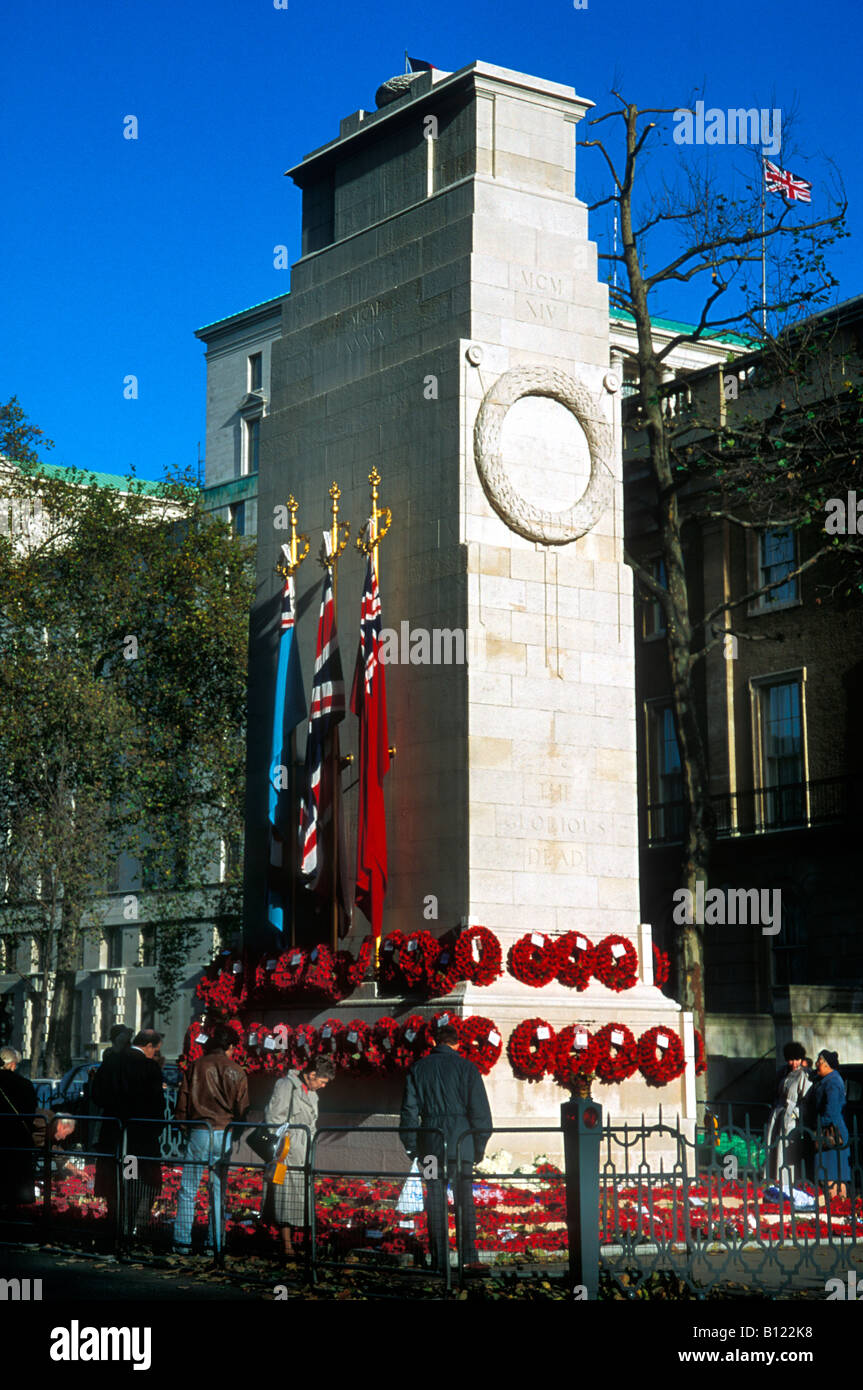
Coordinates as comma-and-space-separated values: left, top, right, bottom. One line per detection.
173, 1025, 248, 1256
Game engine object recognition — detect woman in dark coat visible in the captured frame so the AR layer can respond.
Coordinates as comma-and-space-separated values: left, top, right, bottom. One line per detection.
813, 1049, 850, 1205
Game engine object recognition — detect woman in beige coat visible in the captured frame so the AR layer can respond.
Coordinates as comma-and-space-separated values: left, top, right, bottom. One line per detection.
263, 1054, 334, 1260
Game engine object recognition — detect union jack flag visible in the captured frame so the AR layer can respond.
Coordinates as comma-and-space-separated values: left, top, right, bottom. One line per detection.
298, 564, 350, 932
764, 159, 812, 203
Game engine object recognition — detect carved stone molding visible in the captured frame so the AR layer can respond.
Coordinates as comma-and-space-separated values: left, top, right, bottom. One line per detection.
472, 365, 613, 545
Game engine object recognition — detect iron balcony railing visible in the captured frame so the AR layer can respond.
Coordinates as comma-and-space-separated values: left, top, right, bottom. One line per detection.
646, 776, 861, 848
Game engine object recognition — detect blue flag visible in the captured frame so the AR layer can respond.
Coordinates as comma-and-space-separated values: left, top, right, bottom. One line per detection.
267, 567, 306, 936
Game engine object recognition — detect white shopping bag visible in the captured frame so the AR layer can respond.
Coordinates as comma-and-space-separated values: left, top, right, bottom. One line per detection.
396, 1159, 425, 1215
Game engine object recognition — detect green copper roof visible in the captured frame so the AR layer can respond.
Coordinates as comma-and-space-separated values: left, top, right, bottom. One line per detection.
196, 293, 288, 335
610, 309, 754, 347
13, 460, 175, 496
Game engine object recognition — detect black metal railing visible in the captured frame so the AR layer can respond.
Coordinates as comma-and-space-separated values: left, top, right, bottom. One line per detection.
646, 776, 860, 847
2, 1110, 861, 1298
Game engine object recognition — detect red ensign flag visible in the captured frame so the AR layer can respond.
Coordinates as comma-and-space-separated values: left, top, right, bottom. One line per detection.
350, 553, 391, 935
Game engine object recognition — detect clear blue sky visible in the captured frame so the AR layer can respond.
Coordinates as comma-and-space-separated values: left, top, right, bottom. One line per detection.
3, 0, 860, 481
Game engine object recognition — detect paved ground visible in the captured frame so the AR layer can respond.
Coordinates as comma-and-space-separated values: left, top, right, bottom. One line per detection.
0, 1244, 276, 1301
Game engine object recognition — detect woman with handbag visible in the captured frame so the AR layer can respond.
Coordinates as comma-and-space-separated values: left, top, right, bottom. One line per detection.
765, 1042, 812, 1186
813, 1049, 850, 1207
262, 1054, 335, 1262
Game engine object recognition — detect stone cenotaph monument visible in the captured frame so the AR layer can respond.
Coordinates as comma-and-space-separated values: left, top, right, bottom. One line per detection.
245, 61, 695, 1160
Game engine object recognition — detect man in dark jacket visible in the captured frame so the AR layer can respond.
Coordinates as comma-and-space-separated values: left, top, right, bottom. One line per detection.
399, 1025, 493, 1272
173, 1024, 249, 1257
108, 1029, 165, 1243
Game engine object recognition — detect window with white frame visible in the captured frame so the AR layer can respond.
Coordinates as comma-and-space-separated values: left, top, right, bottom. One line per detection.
752, 674, 807, 828
753, 529, 798, 611
248, 352, 263, 393
242, 416, 260, 476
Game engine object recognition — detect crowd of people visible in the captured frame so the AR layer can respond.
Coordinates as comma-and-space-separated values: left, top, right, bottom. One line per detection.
0, 1021, 493, 1271
0, 1027, 854, 1266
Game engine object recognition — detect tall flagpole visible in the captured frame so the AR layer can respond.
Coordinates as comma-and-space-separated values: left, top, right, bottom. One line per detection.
284, 497, 308, 947
760, 150, 768, 338
274, 497, 308, 948
356, 469, 392, 973
327, 483, 349, 954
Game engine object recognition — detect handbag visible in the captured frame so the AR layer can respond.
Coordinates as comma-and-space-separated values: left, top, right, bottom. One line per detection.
246, 1125, 278, 1164
817, 1124, 840, 1150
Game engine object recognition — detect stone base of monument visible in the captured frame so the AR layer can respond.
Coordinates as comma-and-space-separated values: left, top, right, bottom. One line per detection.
250, 924, 695, 1174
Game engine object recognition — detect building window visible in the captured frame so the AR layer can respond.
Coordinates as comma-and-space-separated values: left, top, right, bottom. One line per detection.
242, 417, 260, 476
229, 501, 246, 537
98, 989, 116, 1039
138, 987, 156, 1033
0, 935, 18, 974
753, 676, 806, 828
71, 990, 83, 1058
753, 529, 798, 610
140, 925, 156, 968
248, 353, 263, 392
641, 557, 667, 639
647, 703, 684, 842
105, 928, 124, 969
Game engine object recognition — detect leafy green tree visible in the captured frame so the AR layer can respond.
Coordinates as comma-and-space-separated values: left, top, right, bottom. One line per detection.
0, 411, 253, 1072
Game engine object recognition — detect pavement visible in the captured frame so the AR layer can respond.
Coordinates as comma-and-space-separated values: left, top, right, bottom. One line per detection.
0, 1243, 279, 1301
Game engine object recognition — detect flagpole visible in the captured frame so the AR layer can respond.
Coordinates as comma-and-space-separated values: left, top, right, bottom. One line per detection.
760, 150, 767, 338
275, 496, 309, 949
328, 483, 349, 954
356, 469, 393, 973
286, 498, 307, 948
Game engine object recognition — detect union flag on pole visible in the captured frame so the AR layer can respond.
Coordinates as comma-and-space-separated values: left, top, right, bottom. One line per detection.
267, 558, 306, 936
763, 159, 812, 203
350, 551, 391, 936
298, 556, 351, 931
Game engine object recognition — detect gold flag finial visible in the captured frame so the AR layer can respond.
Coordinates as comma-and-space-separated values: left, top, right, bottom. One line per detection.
356, 467, 392, 579
275, 494, 310, 579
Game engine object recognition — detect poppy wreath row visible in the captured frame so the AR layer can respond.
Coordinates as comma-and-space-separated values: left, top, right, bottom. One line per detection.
694, 1028, 707, 1076
184, 1014, 504, 1077
196, 925, 505, 1014
506, 1019, 688, 1086
507, 932, 639, 992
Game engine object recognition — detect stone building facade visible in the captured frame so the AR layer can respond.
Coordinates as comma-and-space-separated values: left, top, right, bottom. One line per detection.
624, 295, 863, 1104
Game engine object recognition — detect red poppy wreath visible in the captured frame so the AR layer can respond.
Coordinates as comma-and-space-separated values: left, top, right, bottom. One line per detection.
508, 933, 558, 988
592, 1022, 639, 1083
554, 932, 595, 991
592, 935, 639, 992
637, 1025, 686, 1086
507, 1017, 557, 1079
553, 1025, 598, 1087
457, 1017, 503, 1076
394, 1014, 433, 1070
371, 1016, 400, 1070
455, 926, 503, 987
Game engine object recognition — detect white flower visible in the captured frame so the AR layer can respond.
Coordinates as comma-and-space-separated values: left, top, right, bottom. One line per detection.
475, 1148, 514, 1175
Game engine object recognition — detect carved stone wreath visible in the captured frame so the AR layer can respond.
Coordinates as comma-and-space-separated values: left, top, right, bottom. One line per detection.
472, 365, 613, 545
